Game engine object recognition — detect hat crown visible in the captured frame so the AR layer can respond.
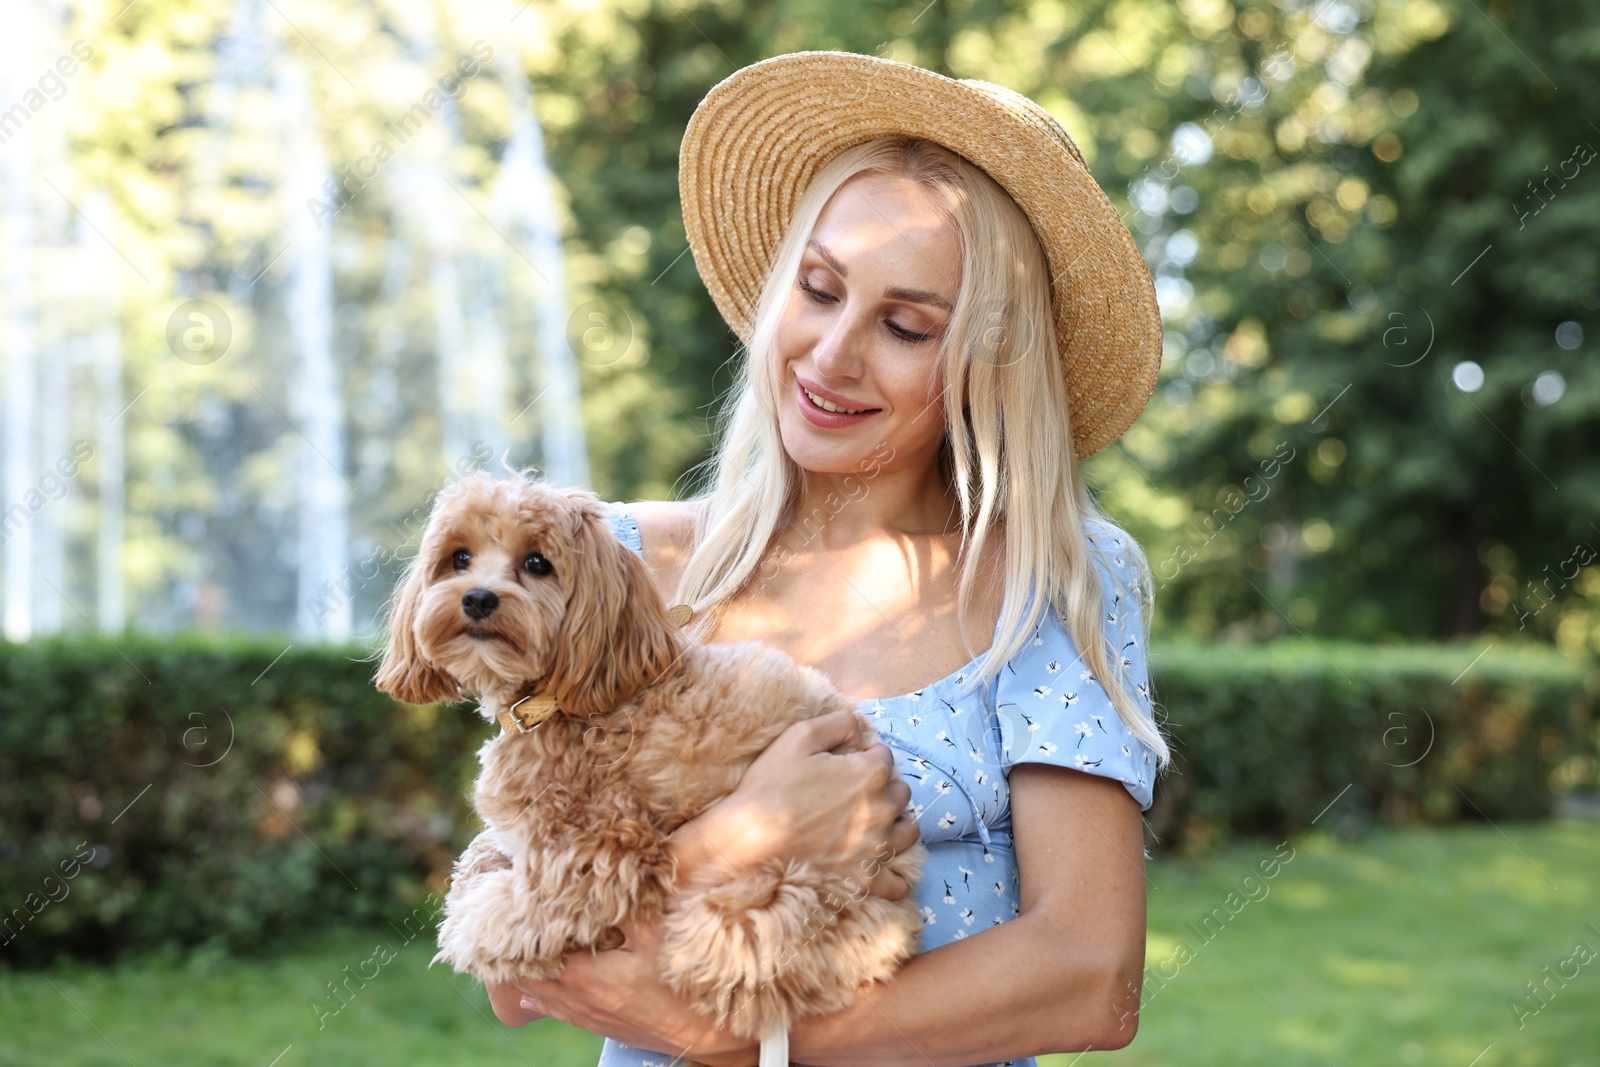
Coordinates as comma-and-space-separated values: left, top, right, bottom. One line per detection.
956, 78, 1089, 172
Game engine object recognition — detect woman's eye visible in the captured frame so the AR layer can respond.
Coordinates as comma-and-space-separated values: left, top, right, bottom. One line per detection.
800, 271, 933, 342
451, 549, 471, 570
887, 321, 934, 343
798, 276, 837, 303
523, 552, 553, 577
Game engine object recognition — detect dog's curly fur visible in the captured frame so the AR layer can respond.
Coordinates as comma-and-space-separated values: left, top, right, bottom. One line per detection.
375, 472, 926, 1043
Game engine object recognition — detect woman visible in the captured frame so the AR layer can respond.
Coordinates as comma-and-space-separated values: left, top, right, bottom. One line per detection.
487, 51, 1171, 1066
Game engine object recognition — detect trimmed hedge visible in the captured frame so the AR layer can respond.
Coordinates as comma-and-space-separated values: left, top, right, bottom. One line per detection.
1, 635, 1594, 966
1146, 641, 1598, 853
0, 635, 485, 968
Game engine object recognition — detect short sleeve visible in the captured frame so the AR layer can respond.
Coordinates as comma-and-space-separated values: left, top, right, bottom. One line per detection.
603, 502, 643, 556
996, 523, 1157, 811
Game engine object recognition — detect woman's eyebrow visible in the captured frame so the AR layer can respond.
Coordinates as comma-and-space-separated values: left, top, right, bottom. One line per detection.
807, 239, 954, 311
808, 239, 849, 276
885, 284, 953, 311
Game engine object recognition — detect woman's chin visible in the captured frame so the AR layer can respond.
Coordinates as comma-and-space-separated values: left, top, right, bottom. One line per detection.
778, 421, 879, 476
787, 448, 875, 478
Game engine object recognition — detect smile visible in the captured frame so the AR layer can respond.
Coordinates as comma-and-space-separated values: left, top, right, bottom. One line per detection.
795, 378, 880, 427
803, 387, 872, 415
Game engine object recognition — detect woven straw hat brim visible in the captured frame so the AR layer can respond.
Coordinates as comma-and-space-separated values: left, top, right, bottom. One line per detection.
679, 50, 1161, 462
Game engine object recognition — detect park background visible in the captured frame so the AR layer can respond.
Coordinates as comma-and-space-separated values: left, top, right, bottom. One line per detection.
0, 0, 1597, 1063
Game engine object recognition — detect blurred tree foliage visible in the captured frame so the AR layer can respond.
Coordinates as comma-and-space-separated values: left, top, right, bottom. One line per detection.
53, 0, 1599, 646
525, 0, 1599, 651
1086, 0, 1600, 654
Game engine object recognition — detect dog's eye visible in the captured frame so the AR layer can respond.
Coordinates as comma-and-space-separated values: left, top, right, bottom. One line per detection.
523, 552, 553, 577
452, 549, 471, 571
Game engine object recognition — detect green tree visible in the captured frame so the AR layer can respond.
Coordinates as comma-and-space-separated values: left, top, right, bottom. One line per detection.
1083, 0, 1598, 651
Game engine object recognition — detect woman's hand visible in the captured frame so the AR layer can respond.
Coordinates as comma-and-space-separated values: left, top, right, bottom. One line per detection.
485, 710, 921, 1054
489, 919, 761, 1067
486, 976, 548, 1027
675, 709, 921, 898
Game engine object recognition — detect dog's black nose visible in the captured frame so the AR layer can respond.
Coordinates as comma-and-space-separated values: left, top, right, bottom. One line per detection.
462, 588, 499, 621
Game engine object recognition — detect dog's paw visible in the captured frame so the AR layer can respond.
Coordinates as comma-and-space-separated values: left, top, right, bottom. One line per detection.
451, 829, 515, 886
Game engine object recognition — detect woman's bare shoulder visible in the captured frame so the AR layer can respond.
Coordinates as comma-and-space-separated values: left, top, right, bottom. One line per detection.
623, 500, 703, 586
626, 500, 700, 551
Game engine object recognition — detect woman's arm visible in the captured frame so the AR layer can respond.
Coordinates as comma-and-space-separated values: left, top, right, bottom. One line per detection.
787, 765, 1148, 1066
501, 764, 1146, 1064
485, 710, 920, 1029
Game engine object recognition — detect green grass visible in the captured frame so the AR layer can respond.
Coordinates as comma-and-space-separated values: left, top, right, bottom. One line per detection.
3, 821, 1597, 1067
1047, 818, 1600, 1067
0, 926, 605, 1067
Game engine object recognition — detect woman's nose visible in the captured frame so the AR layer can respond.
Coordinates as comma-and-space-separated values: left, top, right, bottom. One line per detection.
811, 311, 868, 379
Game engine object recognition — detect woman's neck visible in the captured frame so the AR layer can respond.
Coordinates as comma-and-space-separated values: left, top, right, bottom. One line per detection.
787, 460, 959, 547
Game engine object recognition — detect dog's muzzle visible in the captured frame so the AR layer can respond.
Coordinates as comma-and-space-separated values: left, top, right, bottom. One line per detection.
462, 588, 499, 621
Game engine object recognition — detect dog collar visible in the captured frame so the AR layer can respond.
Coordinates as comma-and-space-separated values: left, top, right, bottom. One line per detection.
493, 607, 696, 736
497, 686, 560, 735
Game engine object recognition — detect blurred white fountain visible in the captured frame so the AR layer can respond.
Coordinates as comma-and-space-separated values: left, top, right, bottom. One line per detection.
81, 189, 125, 633
278, 59, 351, 639
461, 230, 511, 467
385, 4, 490, 471
2, 10, 592, 641
434, 78, 511, 467
1, 7, 39, 642
33, 1, 72, 637
494, 51, 589, 488
423, 173, 474, 466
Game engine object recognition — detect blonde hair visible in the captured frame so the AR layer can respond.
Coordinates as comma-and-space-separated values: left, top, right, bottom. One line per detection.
672, 136, 1169, 768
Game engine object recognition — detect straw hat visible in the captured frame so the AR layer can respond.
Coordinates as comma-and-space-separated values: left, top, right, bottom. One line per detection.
678, 50, 1162, 462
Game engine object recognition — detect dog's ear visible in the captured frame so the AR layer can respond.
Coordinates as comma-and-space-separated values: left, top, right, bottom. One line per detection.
375, 550, 461, 705
550, 493, 684, 719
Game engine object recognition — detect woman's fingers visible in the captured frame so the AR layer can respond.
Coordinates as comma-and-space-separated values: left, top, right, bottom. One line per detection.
891, 812, 921, 852
728, 710, 918, 883
867, 866, 910, 900
853, 743, 893, 789
486, 980, 549, 1026
797, 708, 867, 755
857, 814, 921, 900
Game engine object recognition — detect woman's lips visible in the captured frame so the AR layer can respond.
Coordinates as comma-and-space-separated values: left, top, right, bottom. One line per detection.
795, 379, 879, 428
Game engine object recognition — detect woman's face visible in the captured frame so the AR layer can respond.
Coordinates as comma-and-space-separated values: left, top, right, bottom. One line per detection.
771, 170, 961, 479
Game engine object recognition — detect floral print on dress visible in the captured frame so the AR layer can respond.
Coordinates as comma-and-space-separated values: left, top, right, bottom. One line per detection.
595, 505, 1159, 1067
994, 523, 1158, 810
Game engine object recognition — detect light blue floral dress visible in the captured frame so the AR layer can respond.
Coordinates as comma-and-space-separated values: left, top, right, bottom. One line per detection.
597, 504, 1158, 1067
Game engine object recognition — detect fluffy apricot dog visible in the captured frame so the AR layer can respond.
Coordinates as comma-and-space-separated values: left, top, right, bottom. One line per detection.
375, 471, 925, 1060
